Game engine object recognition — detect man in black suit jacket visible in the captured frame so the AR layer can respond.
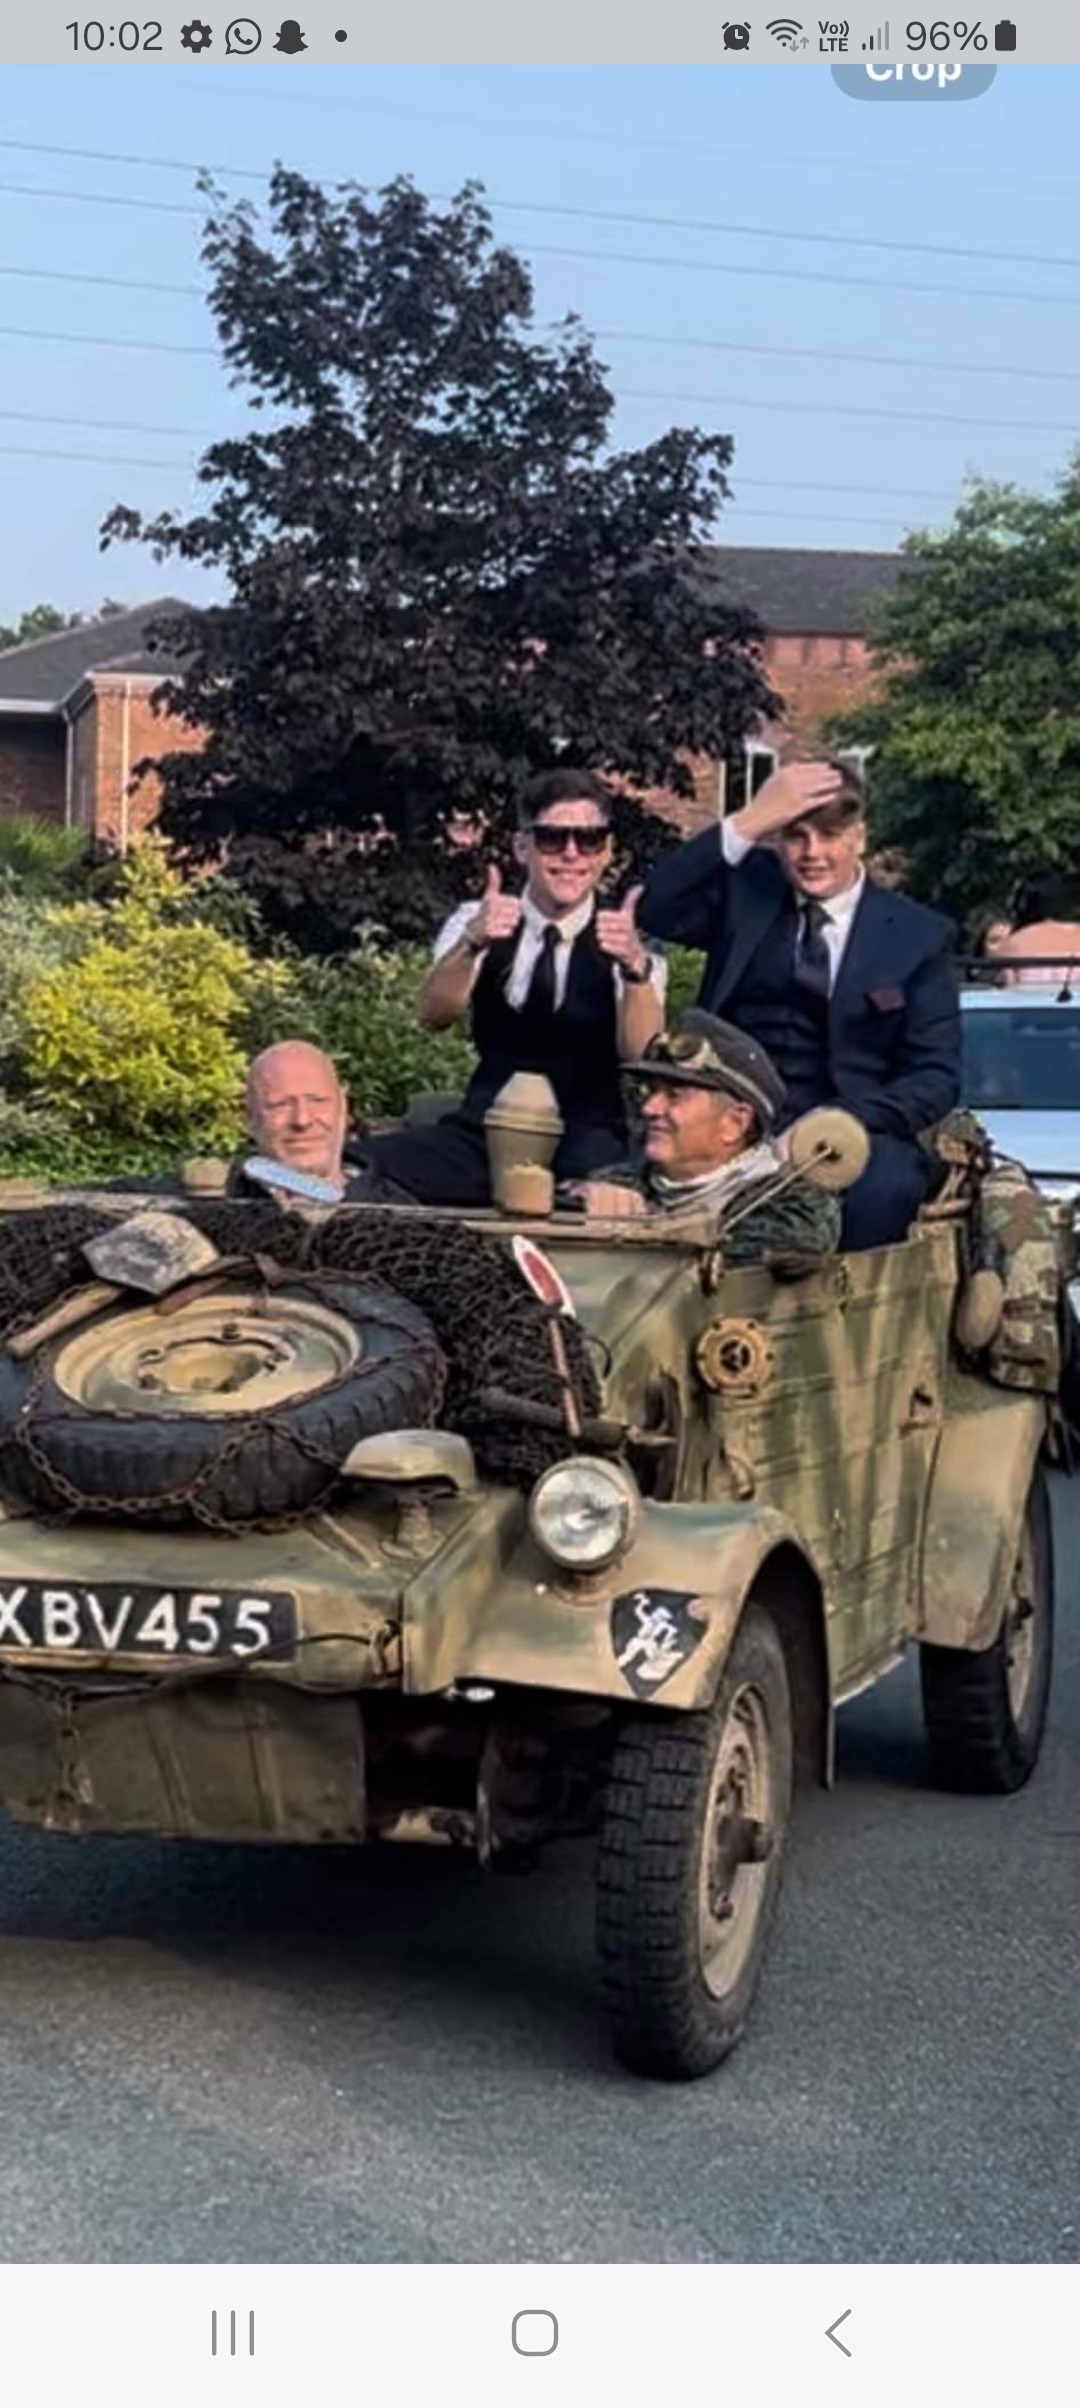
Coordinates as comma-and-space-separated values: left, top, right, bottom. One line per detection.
638, 759, 960, 1249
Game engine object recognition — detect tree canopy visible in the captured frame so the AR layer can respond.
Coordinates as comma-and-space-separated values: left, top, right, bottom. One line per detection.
831, 461, 1080, 933
103, 169, 776, 936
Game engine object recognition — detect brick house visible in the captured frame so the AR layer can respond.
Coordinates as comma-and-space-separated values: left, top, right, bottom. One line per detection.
0, 552, 905, 846
0, 600, 199, 847
652, 545, 907, 835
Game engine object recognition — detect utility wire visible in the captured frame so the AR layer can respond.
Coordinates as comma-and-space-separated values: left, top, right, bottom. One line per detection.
594, 327, 1080, 390
0, 422, 969, 506
0, 191, 1071, 311
1, 198, 1076, 388
5, 134, 1080, 275
618, 382, 1079, 436
0, 317, 1072, 434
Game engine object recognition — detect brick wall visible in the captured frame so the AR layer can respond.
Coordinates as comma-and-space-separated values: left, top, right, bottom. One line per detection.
0, 719, 66, 820
72, 678, 206, 843
642, 630, 882, 837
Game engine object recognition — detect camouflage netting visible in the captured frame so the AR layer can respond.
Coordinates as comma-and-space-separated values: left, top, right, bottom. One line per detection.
0, 1200, 605, 1509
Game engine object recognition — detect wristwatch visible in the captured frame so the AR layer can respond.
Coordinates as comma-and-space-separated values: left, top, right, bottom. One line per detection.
621, 953, 655, 985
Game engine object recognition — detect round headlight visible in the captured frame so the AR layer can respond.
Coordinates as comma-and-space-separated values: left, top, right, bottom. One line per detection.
529, 1458, 639, 1571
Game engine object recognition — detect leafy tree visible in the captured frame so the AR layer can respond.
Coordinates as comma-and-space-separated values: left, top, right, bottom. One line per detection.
831, 462, 1080, 931
0, 604, 73, 652
102, 170, 777, 934
0, 600, 133, 654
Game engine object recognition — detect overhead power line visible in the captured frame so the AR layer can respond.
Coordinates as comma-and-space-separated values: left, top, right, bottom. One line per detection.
0, 246, 1067, 392
0, 318, 1072, 435
4, 170, 1067, 308
593, 327, 1080, 391
618, 382, 1080, 437
0, 417, 968, 507
0, 441, 194, 469
0, 322, 215, 356
2, 242, 1067, 387
5, 135, 1080, 277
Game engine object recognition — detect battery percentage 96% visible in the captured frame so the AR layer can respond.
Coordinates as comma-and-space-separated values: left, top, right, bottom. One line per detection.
906, 18, 988, 43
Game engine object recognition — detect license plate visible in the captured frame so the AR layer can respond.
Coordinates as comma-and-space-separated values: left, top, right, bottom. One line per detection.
0, 1581, 297, 1661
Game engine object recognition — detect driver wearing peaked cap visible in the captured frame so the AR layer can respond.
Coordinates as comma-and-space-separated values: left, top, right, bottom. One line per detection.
565, 1009, 840, 1260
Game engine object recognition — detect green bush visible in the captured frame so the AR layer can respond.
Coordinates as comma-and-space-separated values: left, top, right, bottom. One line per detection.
19, 840, 292, 1162
665, 945, 705, 1021
251, 944, 475, 1120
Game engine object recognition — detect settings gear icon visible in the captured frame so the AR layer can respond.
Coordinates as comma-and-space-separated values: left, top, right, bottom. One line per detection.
180, 17, 213, 46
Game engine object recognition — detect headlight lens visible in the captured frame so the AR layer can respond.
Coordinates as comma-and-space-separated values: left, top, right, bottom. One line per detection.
529, 1458, 639, 1571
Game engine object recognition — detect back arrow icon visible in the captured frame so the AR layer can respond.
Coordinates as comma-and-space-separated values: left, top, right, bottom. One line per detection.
826, 2310, 852, 2358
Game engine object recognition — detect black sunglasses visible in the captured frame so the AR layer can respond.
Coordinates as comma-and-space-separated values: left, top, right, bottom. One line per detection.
527, 823, 611, 856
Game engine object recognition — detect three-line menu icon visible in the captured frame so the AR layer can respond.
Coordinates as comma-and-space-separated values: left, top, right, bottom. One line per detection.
211, 2311, 256, 2359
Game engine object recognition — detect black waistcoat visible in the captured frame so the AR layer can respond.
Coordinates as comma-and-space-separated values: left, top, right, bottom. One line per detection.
460, 916, 624, 1138
726, 905, 834, 1124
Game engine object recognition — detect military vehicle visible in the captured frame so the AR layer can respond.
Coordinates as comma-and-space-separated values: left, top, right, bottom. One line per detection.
0, 1092, 1064, 2080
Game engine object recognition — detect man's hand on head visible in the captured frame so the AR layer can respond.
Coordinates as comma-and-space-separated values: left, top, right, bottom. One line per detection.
734, 762, 847, 847
462, 864, 523, 953
595, 884, 648, 974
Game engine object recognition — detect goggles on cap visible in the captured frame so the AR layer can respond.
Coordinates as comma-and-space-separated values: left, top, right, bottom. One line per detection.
639, 1030, 719, 1075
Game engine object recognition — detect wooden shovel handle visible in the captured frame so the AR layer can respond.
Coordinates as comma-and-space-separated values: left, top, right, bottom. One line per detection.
8, 1281, 122, 1359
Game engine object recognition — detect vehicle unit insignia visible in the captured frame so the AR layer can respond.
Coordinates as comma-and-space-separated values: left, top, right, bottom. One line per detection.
610, 1587, 706, 1697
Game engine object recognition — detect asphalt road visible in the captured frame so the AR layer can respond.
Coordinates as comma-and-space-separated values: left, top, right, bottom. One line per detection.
2, 1485, 1078, 2267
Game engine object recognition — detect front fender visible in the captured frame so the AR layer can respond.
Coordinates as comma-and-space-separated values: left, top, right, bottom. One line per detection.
920, 1393, 1047, 1651
403, 1497, 823, 1713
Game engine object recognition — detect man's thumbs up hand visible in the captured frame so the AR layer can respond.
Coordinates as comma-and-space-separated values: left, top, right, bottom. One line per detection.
463, 862, 523, 952
596, 883, 650, 977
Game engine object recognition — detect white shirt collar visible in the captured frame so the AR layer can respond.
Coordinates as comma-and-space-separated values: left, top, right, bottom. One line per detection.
520, 889, 596, 945
813, 869, 865, 934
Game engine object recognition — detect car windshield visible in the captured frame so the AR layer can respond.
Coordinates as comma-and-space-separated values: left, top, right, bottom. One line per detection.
962, 1006, 1080, 1110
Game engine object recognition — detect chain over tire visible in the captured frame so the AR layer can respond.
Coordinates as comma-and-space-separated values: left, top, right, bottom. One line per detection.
920, 1465, 1054, 1794
596, 1601, 793, 2081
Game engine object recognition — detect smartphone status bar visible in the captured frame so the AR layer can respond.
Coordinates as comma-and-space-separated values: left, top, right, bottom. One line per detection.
2, 0, 1077, 63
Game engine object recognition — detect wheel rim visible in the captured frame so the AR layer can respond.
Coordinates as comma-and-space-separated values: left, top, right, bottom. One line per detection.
54, 1289, 359, 1416
698, 1680, 775, 1999
1005, 1517, 1039, 1723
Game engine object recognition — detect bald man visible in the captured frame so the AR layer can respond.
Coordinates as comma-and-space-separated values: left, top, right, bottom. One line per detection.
99, 1040, 375, 1203
242, 1041, 352, 1194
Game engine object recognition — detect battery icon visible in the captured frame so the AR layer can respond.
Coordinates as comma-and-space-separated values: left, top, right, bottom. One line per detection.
994, 18, 1016, 46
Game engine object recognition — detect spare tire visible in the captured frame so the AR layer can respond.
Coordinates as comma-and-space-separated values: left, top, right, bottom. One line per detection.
0, 1273, 444, 1530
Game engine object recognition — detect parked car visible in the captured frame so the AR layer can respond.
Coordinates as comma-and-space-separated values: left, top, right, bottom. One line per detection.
961, 969, 1080, 1333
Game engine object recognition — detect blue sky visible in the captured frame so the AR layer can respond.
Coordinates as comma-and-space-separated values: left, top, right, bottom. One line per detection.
1, 61, 1078, 619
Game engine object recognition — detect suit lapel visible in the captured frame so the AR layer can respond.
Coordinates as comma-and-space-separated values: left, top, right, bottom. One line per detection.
830, 879, 892, 1019
710, 871, 787, 1007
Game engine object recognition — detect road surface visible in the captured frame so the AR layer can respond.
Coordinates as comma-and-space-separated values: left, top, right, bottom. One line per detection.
1, 1480, 1077, 2264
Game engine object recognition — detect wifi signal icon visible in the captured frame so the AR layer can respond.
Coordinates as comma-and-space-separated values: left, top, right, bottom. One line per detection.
767, 15, 805, 42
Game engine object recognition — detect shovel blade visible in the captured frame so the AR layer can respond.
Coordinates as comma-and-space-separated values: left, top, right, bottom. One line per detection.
83, 1211, 220, 1296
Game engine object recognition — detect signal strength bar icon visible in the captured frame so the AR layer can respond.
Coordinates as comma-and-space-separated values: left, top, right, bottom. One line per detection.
862, 17, 889, 43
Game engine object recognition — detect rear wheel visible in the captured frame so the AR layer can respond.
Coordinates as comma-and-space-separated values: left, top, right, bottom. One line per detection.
920, 1466, 1054, 1793
596, 1602, 793, 2081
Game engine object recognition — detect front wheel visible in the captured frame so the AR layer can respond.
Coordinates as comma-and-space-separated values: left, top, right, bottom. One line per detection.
596, 1602, 793, 2081
920, 1466, 1054, 1794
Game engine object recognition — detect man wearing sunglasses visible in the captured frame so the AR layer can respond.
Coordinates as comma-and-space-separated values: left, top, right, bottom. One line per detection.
355, 768, 666, 1205
568, 1010, 840, 1258
637, 758, 960, 1250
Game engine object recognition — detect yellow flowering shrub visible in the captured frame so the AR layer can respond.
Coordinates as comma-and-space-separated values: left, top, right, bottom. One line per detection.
23, 839, 292, 1156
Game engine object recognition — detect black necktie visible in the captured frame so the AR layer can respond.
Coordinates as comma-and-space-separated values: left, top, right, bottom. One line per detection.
795, 899, 832, 1002
525, 923, 560, 1018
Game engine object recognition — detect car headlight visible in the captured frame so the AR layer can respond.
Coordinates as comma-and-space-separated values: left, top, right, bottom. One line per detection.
529, 1458, 639, 1572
